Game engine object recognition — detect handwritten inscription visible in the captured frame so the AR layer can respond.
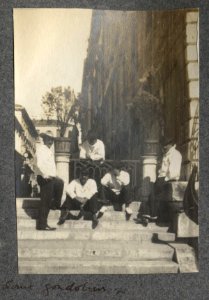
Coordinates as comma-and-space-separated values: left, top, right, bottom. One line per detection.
0, 280, 126, 296
43, 282, 106, 296
1, 280, 33, 291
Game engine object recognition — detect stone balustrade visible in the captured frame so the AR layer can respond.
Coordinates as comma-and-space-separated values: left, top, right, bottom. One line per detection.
70, 159, 142, 201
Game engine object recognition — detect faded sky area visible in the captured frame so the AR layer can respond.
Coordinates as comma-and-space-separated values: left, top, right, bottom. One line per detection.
14, 8, 92, 118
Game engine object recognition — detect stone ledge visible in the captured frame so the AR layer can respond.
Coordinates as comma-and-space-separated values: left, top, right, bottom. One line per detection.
177, 212, 199, 238
186, 12, 199, 24
18, 259, 179, 274
186, 45, 198, 61
161, 181, 198, 202
187, 62, 199, 80
188, 80, 199, 99
186, 23, 198, 44
169, 242, 198, 272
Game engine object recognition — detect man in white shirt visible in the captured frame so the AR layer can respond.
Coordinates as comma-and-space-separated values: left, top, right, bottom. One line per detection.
140, 138, 182, 225
79, 130, 105, 162
35, 132, 64, 231
100, 162, 132, 220
58, 170, 100, 229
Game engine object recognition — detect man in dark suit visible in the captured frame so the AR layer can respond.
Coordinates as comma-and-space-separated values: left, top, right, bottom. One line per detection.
35, 132, 64, 231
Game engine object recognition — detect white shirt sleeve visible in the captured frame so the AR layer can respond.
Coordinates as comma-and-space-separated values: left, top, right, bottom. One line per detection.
118, 171, 130, 186
36, 145, 56, 178
86, 180, 98, 199
79, 143, 87, 159
66, 180, 77, 199
101, 173, 111, 186
91, 140, 105, 160
166, 150, 182, 181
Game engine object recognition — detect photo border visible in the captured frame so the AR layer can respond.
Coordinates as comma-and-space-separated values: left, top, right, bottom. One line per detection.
0, 1, 208, 299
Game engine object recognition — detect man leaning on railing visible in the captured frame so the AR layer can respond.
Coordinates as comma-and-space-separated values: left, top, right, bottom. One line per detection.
136, 137, 182, 226
79, 129, 105, 163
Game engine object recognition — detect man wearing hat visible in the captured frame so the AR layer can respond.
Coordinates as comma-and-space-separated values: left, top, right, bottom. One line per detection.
139, 138, 182, 225
57, 169, 101, 229
79, 129, 106, 189
35, 132, 64, 230
79, 130, 105, 162
100, 161, 132, 220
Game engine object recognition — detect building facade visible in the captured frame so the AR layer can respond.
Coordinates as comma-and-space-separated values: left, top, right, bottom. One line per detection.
15, 104, 38, 196
81, 9, 199, 181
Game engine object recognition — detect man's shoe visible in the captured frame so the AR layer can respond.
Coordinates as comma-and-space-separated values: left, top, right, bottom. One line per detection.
142, 217, 149, 227
142, 215, 157, 222
134, 217, 148, 227
57, 211, 69, 225
92, 215, 99, 229
57, 218, 65, 225
125, 207, 133, 221
76, 207, 85, 220
149, 216, 158, 222
142, 214, 151, 219
125, 211, 132, 221
37, 225, 56, 231
134, 217, 143, 224
97, 212, 104, 219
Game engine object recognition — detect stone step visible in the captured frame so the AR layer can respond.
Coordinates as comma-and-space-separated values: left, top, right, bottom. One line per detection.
16, 198, 141, 212
16, 209, 139, 221
169, 242, 198, 272
18, 259, 178, 274
17, 227, 175, 242
16, 218, 171, 231
18, 240, 174, 260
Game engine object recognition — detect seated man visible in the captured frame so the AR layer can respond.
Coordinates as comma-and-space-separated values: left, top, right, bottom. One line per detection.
79, 130, 105, 162
100, 162, 132, 220
57, 170, 101, 229
138, 138, 182, 225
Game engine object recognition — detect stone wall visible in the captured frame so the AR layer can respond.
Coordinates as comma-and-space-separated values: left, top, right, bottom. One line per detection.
135, 10, 199, 179
81, 9, 199, 179
184, 12, 199, 178
81, 10, 141, 160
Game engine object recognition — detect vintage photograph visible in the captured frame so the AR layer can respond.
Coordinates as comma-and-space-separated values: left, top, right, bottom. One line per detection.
14, 8, 199, 274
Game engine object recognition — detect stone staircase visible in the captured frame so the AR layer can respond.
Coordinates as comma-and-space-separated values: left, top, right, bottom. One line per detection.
16, 198, 183, 274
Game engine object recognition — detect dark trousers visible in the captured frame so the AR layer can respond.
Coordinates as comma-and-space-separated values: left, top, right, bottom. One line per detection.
61, 194, 101, 217
100, 186, 131, 211
37, 175, 64, 228
146, 177, 173, 221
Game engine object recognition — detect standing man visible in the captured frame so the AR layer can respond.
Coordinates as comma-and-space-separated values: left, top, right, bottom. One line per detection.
35, 132, 64, 231
58, 170, 101, 229
100, 162, 132, 220
139, 138, 182, 225
79, 130, 105, 162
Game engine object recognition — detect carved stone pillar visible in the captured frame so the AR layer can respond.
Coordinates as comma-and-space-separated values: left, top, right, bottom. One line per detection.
142, 156, 158, 183
141, 139, 158, 202
54, 138, 71, 203
55, 155, 70, 184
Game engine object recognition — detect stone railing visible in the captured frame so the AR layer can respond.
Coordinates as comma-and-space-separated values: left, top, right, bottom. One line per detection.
69, 159, 142, 201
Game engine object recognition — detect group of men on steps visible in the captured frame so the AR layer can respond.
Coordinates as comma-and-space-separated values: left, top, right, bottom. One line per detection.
34, 129, 182, 231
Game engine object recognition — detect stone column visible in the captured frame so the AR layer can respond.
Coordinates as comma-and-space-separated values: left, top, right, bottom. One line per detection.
55, 154, 70, 184
184, 11, 199, 179
54, 138, 71, 203
55, 154, 70, 204
141, 155, 158, 202
141, 139, 159, 202
142, 156, 157, 183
